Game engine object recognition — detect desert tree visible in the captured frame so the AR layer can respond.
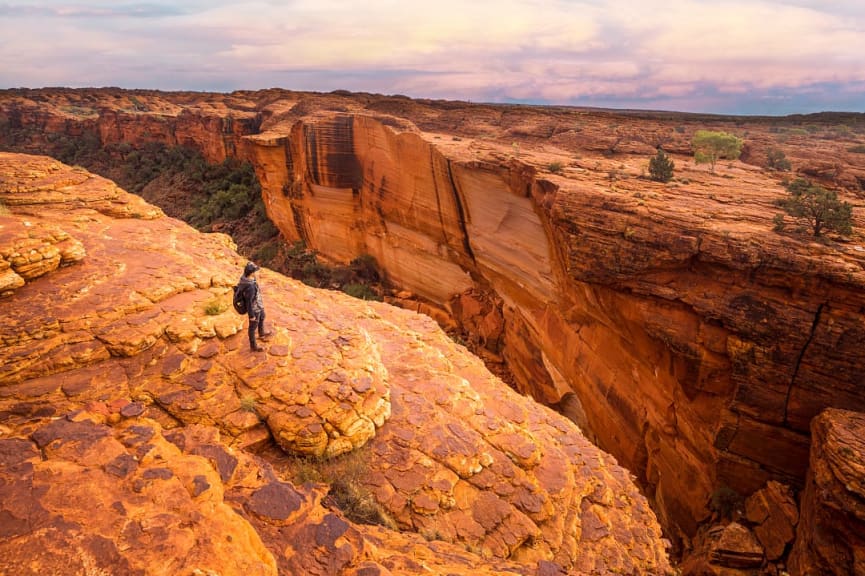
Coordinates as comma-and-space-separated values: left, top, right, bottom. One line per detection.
765, 148, 791, 171
648, 148, 675, 183
775, 178, 853, 237
692, 130, 743, 172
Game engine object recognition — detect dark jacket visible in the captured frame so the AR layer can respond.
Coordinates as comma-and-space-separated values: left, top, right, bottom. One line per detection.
238, 275, 264, 317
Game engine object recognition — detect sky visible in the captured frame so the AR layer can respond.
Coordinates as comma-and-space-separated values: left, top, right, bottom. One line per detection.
1, 0, 864, 115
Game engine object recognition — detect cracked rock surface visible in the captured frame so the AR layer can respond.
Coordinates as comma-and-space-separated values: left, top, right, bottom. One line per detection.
0, 153, 671, 574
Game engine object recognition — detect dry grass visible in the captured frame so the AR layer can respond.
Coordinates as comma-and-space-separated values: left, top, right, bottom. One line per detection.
287, 445, 397, 529
203, 298, 227, 315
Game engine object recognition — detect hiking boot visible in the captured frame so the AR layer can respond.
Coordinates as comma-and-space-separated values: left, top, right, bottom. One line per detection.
259, 331, 273, 341
251, 346, 265, 352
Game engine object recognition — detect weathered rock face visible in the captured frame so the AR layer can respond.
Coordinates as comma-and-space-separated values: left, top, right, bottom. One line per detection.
2, 89, 865, 545
247, 104, 865, 542
744, 481, 798, 561
789, 409, 865, 576
0, 153, 670, 574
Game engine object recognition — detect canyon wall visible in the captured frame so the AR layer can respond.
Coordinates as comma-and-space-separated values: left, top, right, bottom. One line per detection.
246, 110, 865, 541
3, 89, 865, 545
0, 152, 670, 575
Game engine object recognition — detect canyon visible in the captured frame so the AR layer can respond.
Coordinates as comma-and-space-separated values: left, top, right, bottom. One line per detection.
2, 88, 865, 572
0, 152, 670, 574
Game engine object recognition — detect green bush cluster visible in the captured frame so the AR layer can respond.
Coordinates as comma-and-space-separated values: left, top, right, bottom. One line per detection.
187, 159, 262, 228
692, 130, 743, 172
765, 148, 791, 171
283, 241, 383, 301
775, 177, 853, 237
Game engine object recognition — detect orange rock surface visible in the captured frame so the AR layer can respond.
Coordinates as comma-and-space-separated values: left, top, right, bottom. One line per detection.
788, 409, 865, 576
0, 153, 671, 574
2, 88, 865, 545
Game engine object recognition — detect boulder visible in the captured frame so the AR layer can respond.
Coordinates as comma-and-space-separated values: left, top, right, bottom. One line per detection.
743, 481, 798, 561
709, 522, 764, 569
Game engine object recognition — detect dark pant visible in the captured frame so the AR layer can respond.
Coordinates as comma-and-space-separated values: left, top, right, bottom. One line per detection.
248, 309, 266, 349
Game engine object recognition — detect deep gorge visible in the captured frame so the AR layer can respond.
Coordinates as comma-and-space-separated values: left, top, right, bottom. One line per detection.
4, 88, 865, 555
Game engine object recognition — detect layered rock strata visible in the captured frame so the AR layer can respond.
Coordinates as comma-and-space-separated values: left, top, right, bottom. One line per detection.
0, 153, 671, 574
789, 409, 865, 576
246, 109, 865, 542
2, 89, 865, 543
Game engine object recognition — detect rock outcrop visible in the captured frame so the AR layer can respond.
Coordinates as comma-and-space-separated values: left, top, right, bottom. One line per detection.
744, 481, 798, 561
0, 153, 670, 574
789, 409, 865, 576
2, 88, 865, 545
244, 101, 865, 542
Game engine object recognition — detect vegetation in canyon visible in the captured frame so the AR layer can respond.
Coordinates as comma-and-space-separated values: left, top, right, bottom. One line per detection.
0, 128, 386, 301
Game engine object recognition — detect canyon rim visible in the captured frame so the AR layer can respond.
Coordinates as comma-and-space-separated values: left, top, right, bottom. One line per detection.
2, 87, 865, 574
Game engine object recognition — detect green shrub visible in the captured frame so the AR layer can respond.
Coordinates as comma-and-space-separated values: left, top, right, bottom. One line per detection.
648, 148, 674, 182
253, 240, 280, 267
239, 395, 257, 413
848, 144, 865, 154
775, 178, 853, 237
548, 161, 564, 174
188, 158, 262, 227
692, 130, 743, 172
203, 299, 226, 315
301, 260, 330, 287
286, 447, 396, 528
342, 282, 381, 301
765, 148, 791, 171
350, 253, 380, 282
772, 213, 786, 232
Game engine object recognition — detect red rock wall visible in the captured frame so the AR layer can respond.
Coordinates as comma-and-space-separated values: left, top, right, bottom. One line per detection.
4, 90, 865, 545
252, 113, 865, 542
251, 115, 717, 537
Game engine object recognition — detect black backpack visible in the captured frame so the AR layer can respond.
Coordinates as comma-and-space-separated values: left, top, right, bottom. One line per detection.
232, 283, 248, 315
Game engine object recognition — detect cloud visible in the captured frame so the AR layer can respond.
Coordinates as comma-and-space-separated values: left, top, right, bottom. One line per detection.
0, 2, 189, 18
0, 0, 863, 114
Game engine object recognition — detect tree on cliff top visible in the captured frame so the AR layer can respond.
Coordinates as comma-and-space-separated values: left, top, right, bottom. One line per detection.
692, 130, 743, 172
648, 148, 674, 182
774, 178, 853, 237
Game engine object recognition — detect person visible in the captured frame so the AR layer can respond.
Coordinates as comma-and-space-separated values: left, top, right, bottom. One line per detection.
238, 261, 272, 351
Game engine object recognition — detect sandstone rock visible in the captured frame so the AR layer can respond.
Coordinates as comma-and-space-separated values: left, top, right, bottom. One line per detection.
0, 418, 278, 576
743, 481, 798, 561
789, 409, 865, 576
4, 89, 865, 546
0, 217, 85, 292
0, 258, 25, 294
709, 523, 763, 569
0, 154, 671, 574
242, 93, 865, 540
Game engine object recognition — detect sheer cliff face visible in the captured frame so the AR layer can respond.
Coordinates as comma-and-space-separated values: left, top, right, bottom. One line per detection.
3, 89, 865, 543
247, 111, 865, 538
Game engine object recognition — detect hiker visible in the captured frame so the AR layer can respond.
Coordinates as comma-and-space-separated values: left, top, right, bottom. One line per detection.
238, 261, 272, 351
